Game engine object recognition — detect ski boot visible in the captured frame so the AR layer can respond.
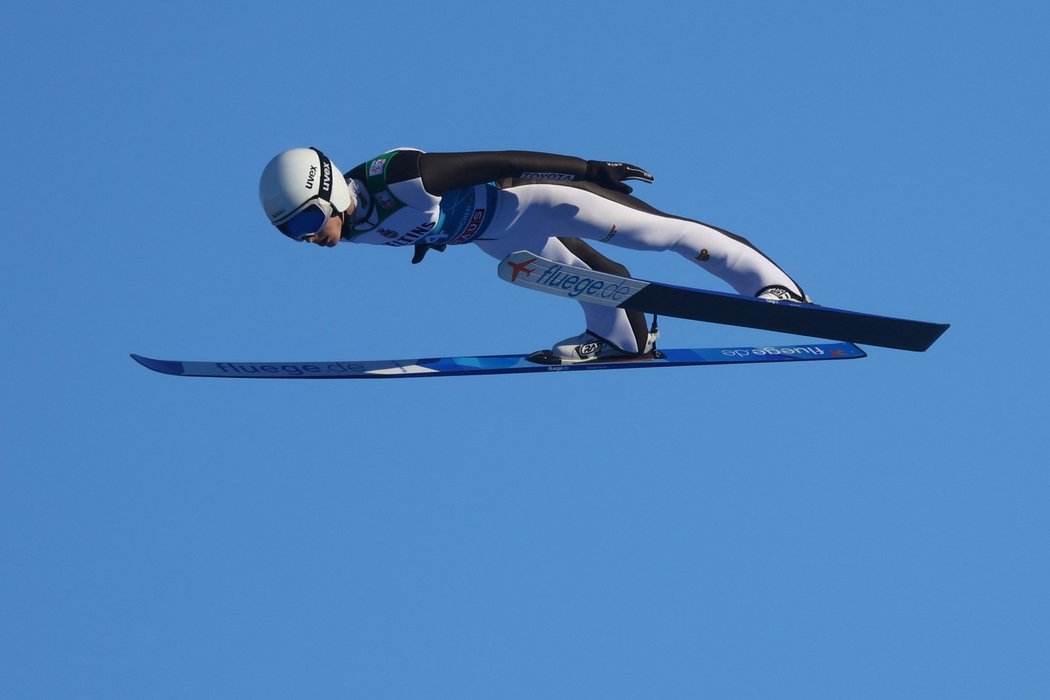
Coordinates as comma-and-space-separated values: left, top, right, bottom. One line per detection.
527, 322, 660, 365
756, 285, 814, 304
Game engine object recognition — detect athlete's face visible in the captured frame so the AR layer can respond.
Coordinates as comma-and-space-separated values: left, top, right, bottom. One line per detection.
304, 200, 355, 248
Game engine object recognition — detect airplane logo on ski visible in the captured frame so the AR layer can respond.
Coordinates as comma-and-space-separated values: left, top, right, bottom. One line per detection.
505, 256, 537, 282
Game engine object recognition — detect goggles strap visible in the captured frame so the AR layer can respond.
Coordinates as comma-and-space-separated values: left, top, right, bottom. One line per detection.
310, 147, 335, 205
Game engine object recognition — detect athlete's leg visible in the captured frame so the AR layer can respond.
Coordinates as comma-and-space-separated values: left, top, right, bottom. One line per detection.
556, 237, 652, 352
474, 236, 643, 352
492, 182, 806, 299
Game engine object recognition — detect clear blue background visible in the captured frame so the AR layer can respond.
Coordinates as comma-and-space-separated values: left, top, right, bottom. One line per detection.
3, 1, 1047, 697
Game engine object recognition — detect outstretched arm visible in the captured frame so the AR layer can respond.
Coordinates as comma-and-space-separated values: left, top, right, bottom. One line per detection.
418, 150, 653, 195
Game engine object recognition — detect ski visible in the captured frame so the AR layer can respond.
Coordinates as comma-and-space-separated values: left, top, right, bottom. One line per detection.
498, 251, 949, 352
131, 342, 865, 380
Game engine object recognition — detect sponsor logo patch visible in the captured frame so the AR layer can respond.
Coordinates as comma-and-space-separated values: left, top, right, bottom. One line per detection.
519, 171, 574, 181
450, 208, 487, 244
720, 346, 827, 358
506, 257, 536, 282
578, 342, 601, 357
375, 190, 397, 209
382, 221, 436, 247
215, 362, 367, 376
368, 158, 387, 176
532, 263, 638, 301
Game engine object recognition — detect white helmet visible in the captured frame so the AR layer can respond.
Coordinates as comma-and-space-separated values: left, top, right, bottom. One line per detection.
259, 147, 353, 240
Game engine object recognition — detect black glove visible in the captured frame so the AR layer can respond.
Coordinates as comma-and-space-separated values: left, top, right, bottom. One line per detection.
411, 243, 447, 264
585, 160, 655, 194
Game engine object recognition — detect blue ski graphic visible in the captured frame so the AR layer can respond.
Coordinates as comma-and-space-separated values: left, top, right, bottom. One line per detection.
131, 342, 865, 379
499, 251, 949, 352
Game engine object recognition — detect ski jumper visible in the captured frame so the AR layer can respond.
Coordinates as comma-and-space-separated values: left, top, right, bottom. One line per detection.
341, 148, 805, 353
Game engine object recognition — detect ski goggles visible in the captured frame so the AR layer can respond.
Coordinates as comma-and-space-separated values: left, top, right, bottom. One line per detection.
276, 198, 340, 241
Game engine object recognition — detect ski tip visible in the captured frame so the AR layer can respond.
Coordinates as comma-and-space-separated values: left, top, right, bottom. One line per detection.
130, 354, 187, 376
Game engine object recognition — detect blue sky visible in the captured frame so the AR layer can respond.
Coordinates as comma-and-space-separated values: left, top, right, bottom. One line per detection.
2, 1, 1048, 697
